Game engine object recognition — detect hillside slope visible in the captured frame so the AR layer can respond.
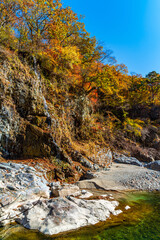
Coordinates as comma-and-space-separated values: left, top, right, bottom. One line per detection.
0, 47, 113, 182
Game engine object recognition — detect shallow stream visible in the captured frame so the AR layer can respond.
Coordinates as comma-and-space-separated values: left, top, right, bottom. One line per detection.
0, 191, 160, 240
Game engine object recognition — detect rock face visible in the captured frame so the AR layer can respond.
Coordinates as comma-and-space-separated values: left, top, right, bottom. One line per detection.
16, 197, 122, 236
0, 48, 46, 158
145, 161, 160, 171
1, 46, 160, 183
0, 162, 122, 236
0, 48, 112, 180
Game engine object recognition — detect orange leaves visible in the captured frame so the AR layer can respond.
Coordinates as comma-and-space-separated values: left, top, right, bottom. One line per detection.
2, 0, 160, 115
89, 89, 98, 104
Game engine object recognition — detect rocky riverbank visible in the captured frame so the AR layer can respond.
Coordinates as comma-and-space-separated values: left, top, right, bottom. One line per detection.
0, 162, 123, 236
0, 159, 160, 236
78, 163, 160, 191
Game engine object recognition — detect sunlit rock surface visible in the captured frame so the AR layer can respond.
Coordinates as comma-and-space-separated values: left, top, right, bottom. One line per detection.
0, 162, 122, 235
16, 197, 122, 235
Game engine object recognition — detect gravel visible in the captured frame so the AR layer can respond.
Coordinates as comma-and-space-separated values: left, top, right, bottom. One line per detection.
77, 163, 160, 191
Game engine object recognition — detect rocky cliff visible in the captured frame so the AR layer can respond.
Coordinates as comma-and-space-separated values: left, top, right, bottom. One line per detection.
0, 47, 112, 182
1, 46, 160, 183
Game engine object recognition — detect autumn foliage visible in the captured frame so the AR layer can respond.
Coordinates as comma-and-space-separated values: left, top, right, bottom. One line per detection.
0, 0, 160, 143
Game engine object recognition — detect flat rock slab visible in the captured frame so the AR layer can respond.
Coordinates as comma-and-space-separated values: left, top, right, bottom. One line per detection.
77, 163, 160, 191
16, 197, 122, 235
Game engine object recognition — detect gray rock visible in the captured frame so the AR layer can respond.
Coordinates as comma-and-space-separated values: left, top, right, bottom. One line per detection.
80, 157, 94, 169
80, 171, 98, 180
93, 164, 100, 171
0, 162, 50, 226
0, 180, 6, 191
0, 195, 15, 207
113, 153, 143, 167
50, 181, 61, 188
81, 190, 87, 194
0, 163, 13, 171
88, 148, 113, 169
145, 160, 160, 171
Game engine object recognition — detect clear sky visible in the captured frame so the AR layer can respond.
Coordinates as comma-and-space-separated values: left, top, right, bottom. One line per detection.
64, 0, 160, 76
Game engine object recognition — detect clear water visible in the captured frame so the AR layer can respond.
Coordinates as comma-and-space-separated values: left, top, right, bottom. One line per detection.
0, 192, 160, 240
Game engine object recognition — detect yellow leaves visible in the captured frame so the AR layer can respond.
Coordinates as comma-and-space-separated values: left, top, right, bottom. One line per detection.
127, 75, 160, 107
58, 46, 81, 69
124, 118, 144, 137
1, 0, 160, 116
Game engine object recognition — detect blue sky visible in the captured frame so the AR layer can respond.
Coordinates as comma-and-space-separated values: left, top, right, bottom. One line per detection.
64, 0, 160, 76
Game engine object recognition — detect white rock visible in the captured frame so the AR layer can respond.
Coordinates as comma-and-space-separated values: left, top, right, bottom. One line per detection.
16, 197, 122, 235
109, 196, 114, 200
0, 180, 6, 190
0, 162, 123, 236
0, 163, 50, 226
81, 189, 87, 194
79, 191, 93, 199
125, 205, 131, 210
101, 194, 108, 198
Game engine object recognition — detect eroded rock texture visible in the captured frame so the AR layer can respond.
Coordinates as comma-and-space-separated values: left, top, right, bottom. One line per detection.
0, 48, 112, 181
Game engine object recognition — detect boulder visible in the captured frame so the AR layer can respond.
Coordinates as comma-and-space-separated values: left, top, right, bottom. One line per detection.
71, 151, 94, 169
80, 170, 98, 180
131, 147, 154, 163
0, 162, 123, 235
0, 162, 50, 225
51, 183, 81, 197
145, 160, 160, 171
16, 197, 122, 236
113, 153, 143, 167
